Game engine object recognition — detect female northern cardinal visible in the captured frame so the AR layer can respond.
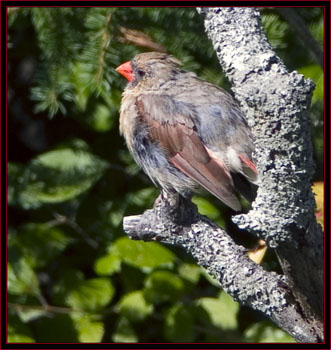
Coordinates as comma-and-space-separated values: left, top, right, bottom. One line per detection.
116, 52, 257, 211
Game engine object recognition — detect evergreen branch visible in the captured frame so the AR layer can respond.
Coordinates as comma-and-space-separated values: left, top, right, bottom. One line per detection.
95, 12, 112, 85
276, 8, 324, 68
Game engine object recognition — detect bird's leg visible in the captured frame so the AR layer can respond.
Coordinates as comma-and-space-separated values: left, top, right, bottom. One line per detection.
155, 190, 198, 226
152, 190, 167, 208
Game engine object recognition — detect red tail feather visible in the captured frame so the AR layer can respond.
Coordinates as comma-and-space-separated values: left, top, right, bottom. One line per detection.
239, 154, 257, 174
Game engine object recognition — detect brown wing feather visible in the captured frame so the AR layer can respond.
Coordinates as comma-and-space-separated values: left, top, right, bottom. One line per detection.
136, 96, 241, 211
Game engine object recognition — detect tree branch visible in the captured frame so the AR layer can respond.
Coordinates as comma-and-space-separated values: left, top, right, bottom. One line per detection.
123, 7, 324, 343
197, 5, 324, 330
124, 192, 322, 343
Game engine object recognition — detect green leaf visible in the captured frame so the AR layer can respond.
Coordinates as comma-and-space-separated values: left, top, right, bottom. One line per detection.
128, 187, 159, 207
112, 237, 175, 270
201, 268, 221, 287
53, 269, 114, 312
55, 138, 91, 152
109, 206, 127, 228
17, 223, 71, 268
164, 303, 196, 342
7, 334, 35, 343
89, 103, 115, 132
299, 64, 323, 103
53, 269, 84, 304
7, 148, 108, 209
66, 278, 115, 312
94, 250, 121, 276
112, 316, 138, 343
192, 196, 221, 220
8, 259, 40, 297
197, 292, 239, 330
192, 196, 225, 226
73, 315, 104, 343
144, 270, 185, 304
17, 308, 47, 323
117, 290, 153, 322
178, 263, 201, 284
244, 321, 296, 342
7, 313, 35, 343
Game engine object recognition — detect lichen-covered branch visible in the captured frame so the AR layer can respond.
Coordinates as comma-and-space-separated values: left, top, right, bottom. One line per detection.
197, 5, 324, 332
123, 7, 324, 343
124, 193, 322, 343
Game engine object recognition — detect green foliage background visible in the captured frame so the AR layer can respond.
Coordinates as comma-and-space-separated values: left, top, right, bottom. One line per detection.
7, 7, 323, 343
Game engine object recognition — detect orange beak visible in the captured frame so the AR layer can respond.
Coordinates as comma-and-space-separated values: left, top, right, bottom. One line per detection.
116, 61, 134, 82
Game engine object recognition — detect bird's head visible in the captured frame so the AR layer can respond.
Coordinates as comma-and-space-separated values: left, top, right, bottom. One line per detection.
116, 52, 182, 88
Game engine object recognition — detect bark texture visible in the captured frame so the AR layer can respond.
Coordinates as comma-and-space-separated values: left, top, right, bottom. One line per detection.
123, 7, 324, 343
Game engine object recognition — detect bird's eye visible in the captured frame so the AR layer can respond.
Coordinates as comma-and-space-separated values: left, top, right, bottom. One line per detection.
137, 69, 145, 78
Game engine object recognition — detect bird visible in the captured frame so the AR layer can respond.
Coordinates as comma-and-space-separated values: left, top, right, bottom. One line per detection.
116, 52, 258, 211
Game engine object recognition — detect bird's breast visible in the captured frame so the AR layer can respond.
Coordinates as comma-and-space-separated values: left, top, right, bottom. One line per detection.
119, 91, 142, 154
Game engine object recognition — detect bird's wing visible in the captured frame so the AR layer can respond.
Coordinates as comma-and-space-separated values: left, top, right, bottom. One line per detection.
136, 94, 241, 211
